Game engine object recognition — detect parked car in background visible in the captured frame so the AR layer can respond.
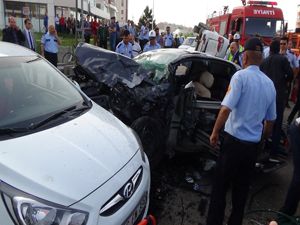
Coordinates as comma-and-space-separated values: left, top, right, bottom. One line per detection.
0, 41, 150, 225
73, 43, 286, 173
178, 36, 197, 51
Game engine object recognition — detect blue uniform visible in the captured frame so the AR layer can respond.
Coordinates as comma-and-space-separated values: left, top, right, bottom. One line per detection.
115, 41, 133, 58
222, 65, 276, 142
164, 33, 174, 47
139, 25, 149, 41
143, 43, 161, 52
41, 33, 59, 53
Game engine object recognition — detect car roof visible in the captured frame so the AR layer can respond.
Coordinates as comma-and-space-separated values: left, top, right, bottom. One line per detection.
150, 48, 236, 64
0, 41, 38, 57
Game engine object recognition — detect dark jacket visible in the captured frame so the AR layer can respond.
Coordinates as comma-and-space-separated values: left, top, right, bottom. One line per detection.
2, 27, 25, 45
260, 53, 293, 103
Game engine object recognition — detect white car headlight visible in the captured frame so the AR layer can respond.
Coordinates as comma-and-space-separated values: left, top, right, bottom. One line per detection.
1, 182, 88, 225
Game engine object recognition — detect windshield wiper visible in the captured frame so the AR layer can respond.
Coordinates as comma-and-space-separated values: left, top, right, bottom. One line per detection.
27, 105, 77, 130
28, 103, 91, 130
0, 127, 31, 135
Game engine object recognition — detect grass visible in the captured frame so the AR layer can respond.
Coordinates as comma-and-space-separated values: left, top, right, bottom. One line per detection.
0, 30, 79, 53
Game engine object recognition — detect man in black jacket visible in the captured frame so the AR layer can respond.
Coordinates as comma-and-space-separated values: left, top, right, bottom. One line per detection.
260, 40, 294, 157
2, 16, 25, 45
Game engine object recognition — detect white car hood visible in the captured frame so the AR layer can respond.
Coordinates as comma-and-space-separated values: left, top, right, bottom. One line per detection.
0, 104, 139, 205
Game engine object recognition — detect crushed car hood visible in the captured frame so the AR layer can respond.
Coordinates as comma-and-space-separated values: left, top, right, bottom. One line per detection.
0, 104, 140, 206
75, 42, 149, 88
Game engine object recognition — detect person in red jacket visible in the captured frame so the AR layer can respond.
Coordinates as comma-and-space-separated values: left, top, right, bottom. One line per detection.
91, 16, 99, 46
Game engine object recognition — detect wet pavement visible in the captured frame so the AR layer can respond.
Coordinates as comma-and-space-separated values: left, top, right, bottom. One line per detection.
149, 107, 300, 225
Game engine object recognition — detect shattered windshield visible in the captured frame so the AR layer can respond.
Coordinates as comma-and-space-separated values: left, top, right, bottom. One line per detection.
134, 50, 182, 83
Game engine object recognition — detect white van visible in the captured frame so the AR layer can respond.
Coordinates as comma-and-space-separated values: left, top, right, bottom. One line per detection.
193, 25, 229, 58
0, 42, 150, 225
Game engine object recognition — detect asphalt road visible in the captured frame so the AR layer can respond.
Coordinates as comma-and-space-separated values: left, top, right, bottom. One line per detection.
149, 106, 300, 225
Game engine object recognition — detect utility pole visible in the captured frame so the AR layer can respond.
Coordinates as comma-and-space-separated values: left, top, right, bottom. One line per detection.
152, 0, 154, 29
81, 0, 84, 40
75, 0, 78, 43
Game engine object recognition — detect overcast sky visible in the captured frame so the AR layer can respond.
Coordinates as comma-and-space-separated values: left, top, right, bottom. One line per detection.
128, 0, 300, 30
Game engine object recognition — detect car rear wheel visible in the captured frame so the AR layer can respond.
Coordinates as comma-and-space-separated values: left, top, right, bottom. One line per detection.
131, 116, 165, 167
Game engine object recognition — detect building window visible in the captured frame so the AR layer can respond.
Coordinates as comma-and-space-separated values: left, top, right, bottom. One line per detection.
4, 1, 47, 32
96, 3, 102, 9
121, 0, 124, 7
121, 10, 124, 14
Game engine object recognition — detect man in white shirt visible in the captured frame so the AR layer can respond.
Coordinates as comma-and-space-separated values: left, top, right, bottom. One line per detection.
22, 18, 35, 51
55, 14, 60, 31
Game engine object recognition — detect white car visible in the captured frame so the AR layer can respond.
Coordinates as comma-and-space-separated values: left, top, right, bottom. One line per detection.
0, 42, 150, 225
178, 37, 197, 50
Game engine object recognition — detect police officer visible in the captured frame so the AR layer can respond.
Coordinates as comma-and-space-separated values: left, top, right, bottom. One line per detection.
139, 22, 150, 51
164, 26, 174, 48
115, 29, 133, 58
41, 25, 61, 67
207, 38, 276, 225
143, 30, 161, 52
130, 34, 142, 57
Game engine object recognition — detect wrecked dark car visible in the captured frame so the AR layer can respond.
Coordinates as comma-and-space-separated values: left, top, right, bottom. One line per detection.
73, 43, 286, 172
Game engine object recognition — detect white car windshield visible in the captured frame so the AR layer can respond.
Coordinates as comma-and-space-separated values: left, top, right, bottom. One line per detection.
0, 56, 84, 128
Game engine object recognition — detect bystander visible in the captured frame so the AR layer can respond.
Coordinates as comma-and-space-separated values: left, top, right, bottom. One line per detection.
2, 16, 25, 45
260, 40, 293, 157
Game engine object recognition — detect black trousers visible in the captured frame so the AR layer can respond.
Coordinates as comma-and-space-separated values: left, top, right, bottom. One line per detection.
270, 100, 285, 156
99, 39, 107, 49
44, 51, 58, 67
139, 39, 148, 51
288, 88, 300, 123
206, 133, 259, 225
281, 124, 300, 216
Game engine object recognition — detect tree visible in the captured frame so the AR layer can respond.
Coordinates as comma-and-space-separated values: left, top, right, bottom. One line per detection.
137, 6, 156, 31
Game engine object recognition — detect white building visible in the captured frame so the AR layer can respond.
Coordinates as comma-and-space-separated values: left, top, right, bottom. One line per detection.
115, 0, 128, 26
297, 4, 300, 31
0, 0, 114, 32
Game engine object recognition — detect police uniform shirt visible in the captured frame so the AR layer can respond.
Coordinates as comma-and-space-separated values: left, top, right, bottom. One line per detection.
132, 41, 142, 57
116, 41, 133, 58
143, 42, 161, 52
164, 33, 173, 47
41, 33, 59, 53
222, 65, 276, 142
139, 25, 149, 40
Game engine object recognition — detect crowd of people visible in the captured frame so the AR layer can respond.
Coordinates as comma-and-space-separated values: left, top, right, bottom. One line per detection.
80, 16, 185, 58
1, 14, 187, 64
212, 34, 300, 225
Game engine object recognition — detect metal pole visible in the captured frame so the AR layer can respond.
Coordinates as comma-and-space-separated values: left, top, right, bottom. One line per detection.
75, 0, 78, 43
81, 0, 84, 40
152, 0, 154, 29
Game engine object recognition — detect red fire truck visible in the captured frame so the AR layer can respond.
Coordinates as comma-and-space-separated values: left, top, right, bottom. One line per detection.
206, 1, 284, 45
